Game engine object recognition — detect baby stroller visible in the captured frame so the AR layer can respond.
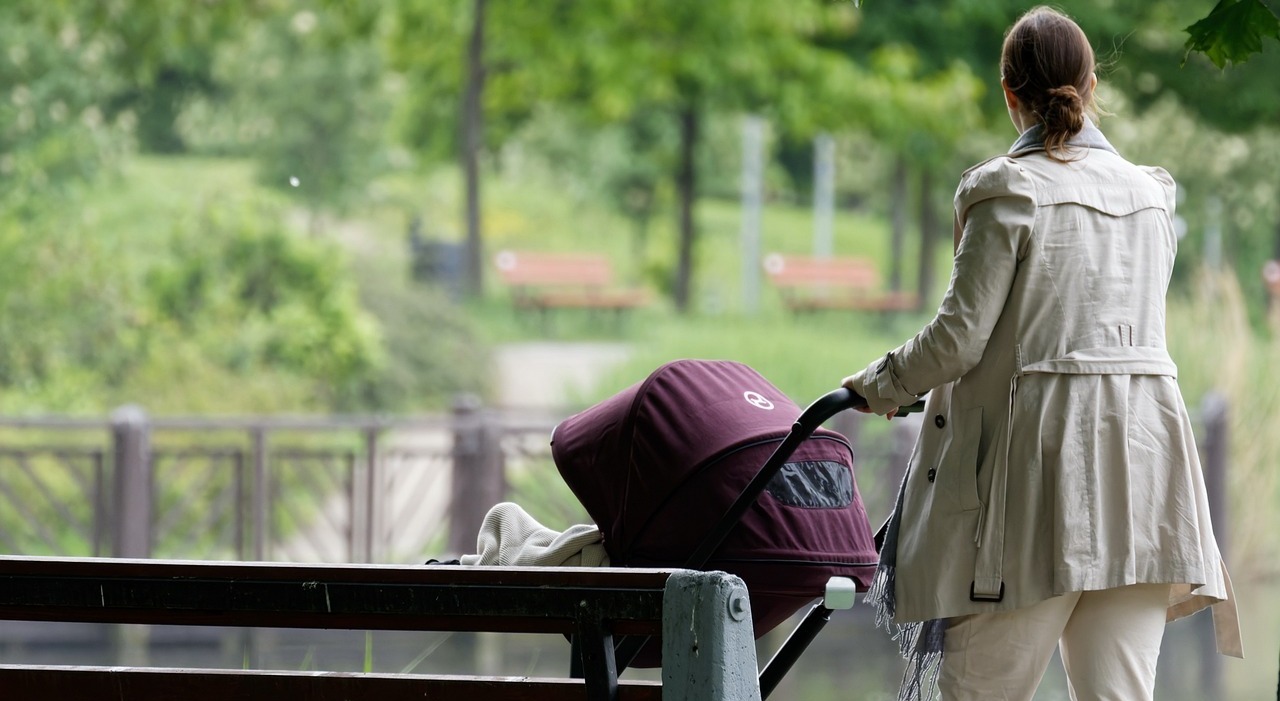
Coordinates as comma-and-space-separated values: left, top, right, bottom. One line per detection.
551, 359, 915, 695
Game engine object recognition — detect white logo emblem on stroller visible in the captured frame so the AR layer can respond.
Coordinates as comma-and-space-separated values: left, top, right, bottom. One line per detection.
743, 391, 775, 410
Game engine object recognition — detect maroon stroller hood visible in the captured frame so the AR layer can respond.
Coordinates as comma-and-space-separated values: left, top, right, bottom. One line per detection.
551, 359, 878, 643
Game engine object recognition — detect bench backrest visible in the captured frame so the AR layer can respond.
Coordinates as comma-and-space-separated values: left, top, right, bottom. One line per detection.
495, 251, 616, 288
762, 254, 881, 289
0, 557, 761, 701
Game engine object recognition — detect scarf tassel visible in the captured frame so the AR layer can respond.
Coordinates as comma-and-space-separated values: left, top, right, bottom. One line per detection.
865, 563, 946, 701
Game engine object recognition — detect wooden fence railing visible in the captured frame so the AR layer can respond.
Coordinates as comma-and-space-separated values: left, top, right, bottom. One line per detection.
0, 398, 563, 564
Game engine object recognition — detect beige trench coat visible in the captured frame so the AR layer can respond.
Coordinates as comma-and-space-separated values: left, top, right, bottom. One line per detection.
846, 124, 1241, 656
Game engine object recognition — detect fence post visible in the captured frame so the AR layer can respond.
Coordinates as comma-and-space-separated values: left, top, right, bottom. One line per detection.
449, 395, 504, 557
361, 427, 379, 564
109, 405, 152, 666
1199, 391, 1228, 698
252, 427, 268, 561
110, 405, 152, 560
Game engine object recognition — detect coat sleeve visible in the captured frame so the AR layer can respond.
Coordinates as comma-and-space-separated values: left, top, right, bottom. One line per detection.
844, 157, 1036, 414
1139, 165, 1179, 258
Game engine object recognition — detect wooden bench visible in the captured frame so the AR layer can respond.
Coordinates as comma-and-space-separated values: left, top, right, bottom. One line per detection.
0, 557, 761, 701
494, 251, 649, 316
763, 253, 919, 313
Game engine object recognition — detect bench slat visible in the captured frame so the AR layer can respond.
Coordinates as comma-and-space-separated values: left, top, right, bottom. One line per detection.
0, 559, 668, 636
0, 666, 664, 701
0, 558, 672, 586
496, 253, 615, 287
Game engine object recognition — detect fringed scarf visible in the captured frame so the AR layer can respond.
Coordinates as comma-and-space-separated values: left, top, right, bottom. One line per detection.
866, 474, 946, 701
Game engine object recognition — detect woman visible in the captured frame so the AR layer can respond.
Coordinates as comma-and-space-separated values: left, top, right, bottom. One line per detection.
841, 7, 1241, 700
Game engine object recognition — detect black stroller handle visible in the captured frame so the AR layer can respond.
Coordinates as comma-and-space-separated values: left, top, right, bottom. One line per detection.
796, 387, 868, 432
797, 387, 927, 430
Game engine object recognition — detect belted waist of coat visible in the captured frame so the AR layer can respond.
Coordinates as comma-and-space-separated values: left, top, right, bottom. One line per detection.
1019, 345, 1178, 377
970, 345, 1179, 601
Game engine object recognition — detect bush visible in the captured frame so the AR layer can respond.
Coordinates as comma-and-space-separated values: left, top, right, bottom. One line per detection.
140, 197, 383, 411
0, 212, 145, 414
343, 275, 493, 412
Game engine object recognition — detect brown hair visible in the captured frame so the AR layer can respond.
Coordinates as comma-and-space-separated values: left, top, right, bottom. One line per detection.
1000, 6, 1096, 159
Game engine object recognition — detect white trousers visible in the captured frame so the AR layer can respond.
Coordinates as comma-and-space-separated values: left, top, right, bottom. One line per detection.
938, 584, 1170, 701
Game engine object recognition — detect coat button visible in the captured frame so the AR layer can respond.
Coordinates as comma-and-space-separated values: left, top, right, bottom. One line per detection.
934, 414, 946, 429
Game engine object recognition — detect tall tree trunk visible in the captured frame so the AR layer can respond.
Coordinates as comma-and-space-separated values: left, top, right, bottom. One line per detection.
674, 106, 699, 312
460, 0, 487, 299
916, 167, 938, 312
1273, 204, 1280, 261
889, 156, 908, 292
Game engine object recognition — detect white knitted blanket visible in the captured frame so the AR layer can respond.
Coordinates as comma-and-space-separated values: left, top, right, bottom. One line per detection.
460, 502, 610, 568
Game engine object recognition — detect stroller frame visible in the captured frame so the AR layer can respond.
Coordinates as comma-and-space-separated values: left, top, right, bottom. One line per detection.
569, 386, 923, 699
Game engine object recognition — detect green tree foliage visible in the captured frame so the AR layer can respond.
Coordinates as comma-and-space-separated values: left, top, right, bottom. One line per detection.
842, 47, 983, 163
237, 10, 387, 222
1092, 3, 1280, 132
386, 0, 478, 160
68, 0, 277, 153
838, 0, 1024, 124
853, 0, 1280, 71
389, 0, 551, 297
387, 0, 571, 158
0, 4, 132, 212
1184, 0, 1280, 67
178, 5, 390, 226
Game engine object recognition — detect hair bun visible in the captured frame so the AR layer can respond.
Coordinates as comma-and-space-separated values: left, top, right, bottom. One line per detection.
1043, 85, 1085, 138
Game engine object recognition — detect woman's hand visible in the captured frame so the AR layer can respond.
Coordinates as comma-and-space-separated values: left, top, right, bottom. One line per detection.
842, 371, 899, 420
854, 405, 898, 420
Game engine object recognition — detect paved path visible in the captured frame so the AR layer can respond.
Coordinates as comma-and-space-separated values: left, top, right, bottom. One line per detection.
493, 341, 633, 410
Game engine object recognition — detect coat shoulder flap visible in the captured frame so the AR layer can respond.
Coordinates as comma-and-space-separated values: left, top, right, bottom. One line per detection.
954, 155, 1037, 223
1136, 164, 1177, 216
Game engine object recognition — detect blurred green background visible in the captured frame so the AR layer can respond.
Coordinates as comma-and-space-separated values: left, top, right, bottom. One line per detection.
1, 0, 1278, 697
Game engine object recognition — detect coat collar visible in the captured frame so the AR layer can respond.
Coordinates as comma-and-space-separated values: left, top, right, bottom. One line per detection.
1007, 119, 1119, 157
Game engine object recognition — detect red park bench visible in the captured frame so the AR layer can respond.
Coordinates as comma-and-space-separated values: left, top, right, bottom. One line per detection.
494, 251, 649, 319
763, 253, 919, 313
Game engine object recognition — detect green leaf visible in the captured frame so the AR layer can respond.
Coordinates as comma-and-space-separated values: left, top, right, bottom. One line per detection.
1183, 0, 1280, 69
